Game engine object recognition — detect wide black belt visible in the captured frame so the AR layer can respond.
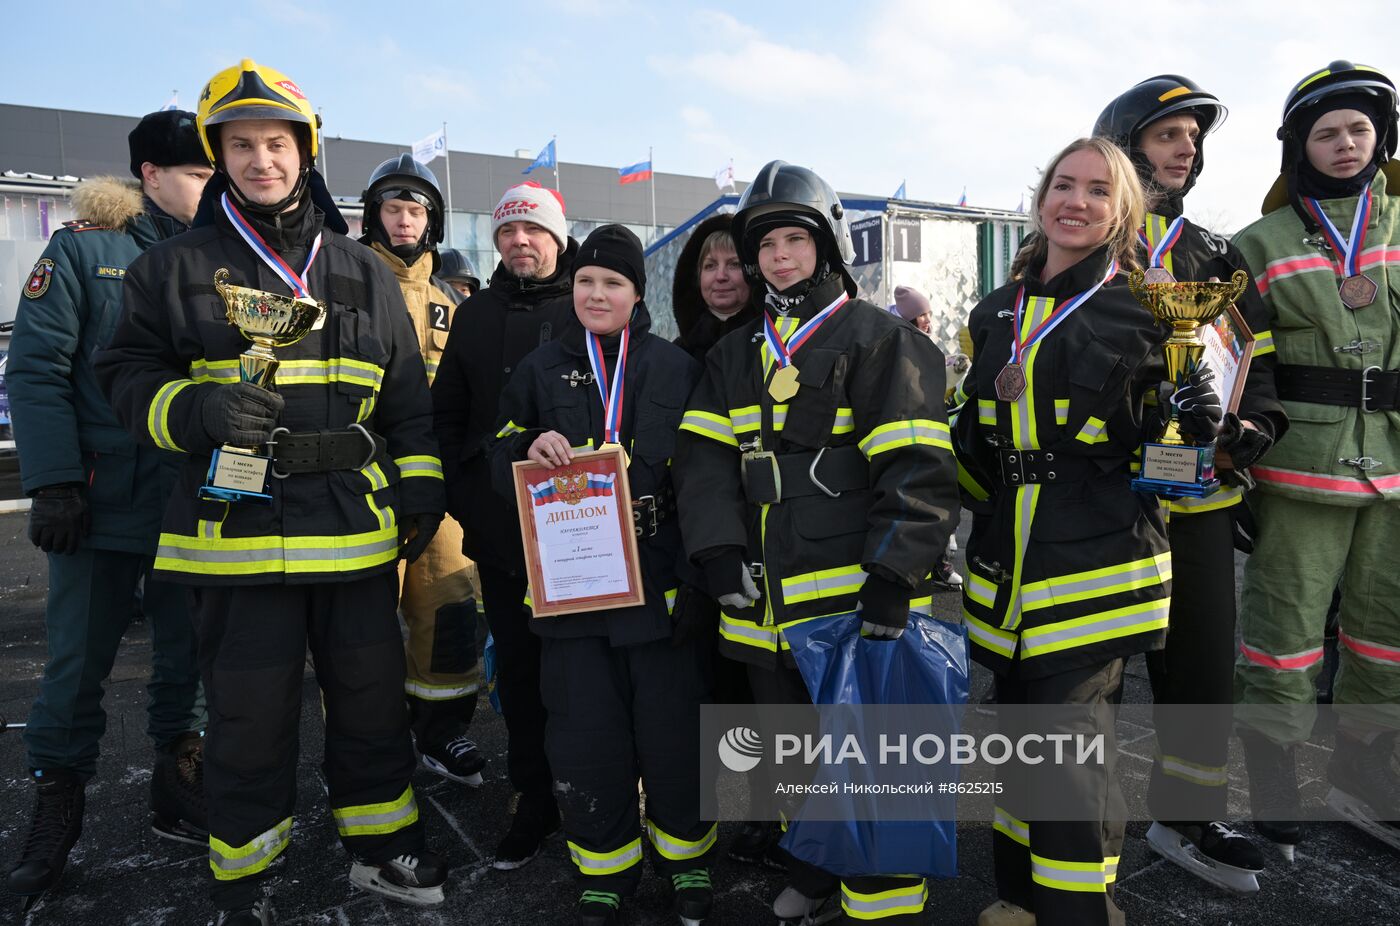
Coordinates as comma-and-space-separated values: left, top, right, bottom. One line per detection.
1275, 363, 1400, 412
741, 445, 868, 505
631, 486, 676, 538
268, 425, 385, 476
995, 448, 1100, 486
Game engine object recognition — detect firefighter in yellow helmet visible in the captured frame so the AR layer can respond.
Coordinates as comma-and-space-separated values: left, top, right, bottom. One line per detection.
94, 60, 449, 924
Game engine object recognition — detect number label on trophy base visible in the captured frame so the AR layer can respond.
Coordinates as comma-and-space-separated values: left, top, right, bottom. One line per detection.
199, 446, 273, 504
1131, 442, 1220, 499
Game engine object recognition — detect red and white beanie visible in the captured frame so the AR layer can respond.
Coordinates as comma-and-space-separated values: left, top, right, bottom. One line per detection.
492, 181, 568, 250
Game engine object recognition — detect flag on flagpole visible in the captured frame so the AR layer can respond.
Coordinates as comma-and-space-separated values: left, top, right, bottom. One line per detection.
411, 128, 447, 165
618, 160, 653, 185
161, 92, 179, 112
1015, 194, 1026, 213
893, 180, 907, 200
714, 162, 736, 193
523, 140, 557, 175
957, 187, 968, 207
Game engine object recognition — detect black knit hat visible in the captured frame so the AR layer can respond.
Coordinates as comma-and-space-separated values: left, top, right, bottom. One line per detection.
574, 224, 646, 297
128, 110, 208, 178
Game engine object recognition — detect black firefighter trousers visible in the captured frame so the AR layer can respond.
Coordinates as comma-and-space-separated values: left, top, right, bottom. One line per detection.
478, 562, 554, 799
192, 572, 423, 907
540, 634, 716, 896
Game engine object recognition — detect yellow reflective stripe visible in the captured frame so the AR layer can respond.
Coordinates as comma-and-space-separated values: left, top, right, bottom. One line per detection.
1253, 329, 1274, 356
719, 611, 832, 652
730, 405, 762, 433
665, 587, 678, 615
833, 406, 855, 435
841, 880, 928, 919
1004, 483, 1040, 631
1020, 598, 1170, 659
1160, 754, 1229, 788
147, 379, 196, 451
680, 410, 737, 447
978, 399, 997, 426
1019, 552, 1171, 612
957, 458, 991, 502
187, 358, 384, 389
496, 420, 527, 438
1168, 484, 1243, 515
197, 502, 228, 541
1031, 853, 1112, 893
333, 786, 418, 837
1076, 416, 1109, 444
568, 837, 643, 875
1105, 855, 1121, 884
993, 806, 1029, 846
910, 595, 933, 617
781, 564, 866, 605
1054, 398, 1070, 425
209, 817, 292, 881
858, 419, 952, 457
188, 358, 240, 383
155, 525, 401, 576
404, 678, 479, 699
963, 608, 1017, 658
965, 571, 997, 609
395, 454, 443, 479
645, 820, 717, 860
357, 395, 375, 423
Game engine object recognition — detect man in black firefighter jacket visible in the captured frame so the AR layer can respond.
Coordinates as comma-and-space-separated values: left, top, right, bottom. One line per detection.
432, 180, 578, 868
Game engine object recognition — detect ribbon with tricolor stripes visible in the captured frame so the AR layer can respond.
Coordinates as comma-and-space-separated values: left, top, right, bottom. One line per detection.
762, 291, 849, 370
1303, 187, 1372, 279
586, 326, 629, 445
1006, 260, 1119, 365
1137, 215, 1185, 271
220, 192, 323, 299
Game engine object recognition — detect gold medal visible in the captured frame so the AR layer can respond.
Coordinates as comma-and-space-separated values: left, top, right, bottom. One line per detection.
1339, 273, 1378, 310
995, 363, 1026, 402
769, 364, 801, 401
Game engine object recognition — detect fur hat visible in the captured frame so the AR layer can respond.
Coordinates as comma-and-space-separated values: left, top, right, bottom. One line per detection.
492, 181, 567, 251
128, 110, 207, 178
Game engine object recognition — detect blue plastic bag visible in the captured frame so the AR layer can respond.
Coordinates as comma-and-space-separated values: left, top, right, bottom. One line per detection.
777, 612, 969, 878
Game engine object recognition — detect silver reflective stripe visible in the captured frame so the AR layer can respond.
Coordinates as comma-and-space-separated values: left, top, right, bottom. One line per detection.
1022, 600, 1170, 656
1031, 857, 1108, 886
1160, 755, 1228, 787
1004, 483, 1038, 630
1020, 557, 1165, 610
718, 614, 778, 650
860, 420, 950, 456
731, 409, 761, 431
404, 679, 480, 700
210, 818, 292, 874
645, 821, 717, 859
284, 536, 399, 563
335, 794, 418, 833
994, 807, 1029, 845
398, 460, 443, 477
841, 882, 926, 915
966, 571, 997, 608
570, 839, 642, 872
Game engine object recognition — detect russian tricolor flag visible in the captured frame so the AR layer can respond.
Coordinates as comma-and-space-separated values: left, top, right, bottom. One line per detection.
619, 160, 653, 184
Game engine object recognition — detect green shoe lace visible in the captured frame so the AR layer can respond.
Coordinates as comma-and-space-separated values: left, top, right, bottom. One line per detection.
672, 868, 711, 891
579, 890, 622, 909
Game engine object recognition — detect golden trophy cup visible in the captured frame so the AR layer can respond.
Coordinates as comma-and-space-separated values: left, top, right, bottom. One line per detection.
199, 268, 326, 503
1129, 269, 1248, 498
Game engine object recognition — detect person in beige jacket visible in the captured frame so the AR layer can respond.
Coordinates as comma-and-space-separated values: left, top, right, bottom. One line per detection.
361, 154, 485, 785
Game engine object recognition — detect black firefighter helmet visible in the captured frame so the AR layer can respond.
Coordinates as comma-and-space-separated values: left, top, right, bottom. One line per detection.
437, 249, 480, 292
731, 160, 854, 287
361, 154, 446, 247
1093, 75, 1227, 196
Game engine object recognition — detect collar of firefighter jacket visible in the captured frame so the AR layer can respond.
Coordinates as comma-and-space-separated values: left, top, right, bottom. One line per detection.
368, 239, 434, 285
559, 298, 654, 359
766, 272, 848, 324
1025, 244, 1118, 301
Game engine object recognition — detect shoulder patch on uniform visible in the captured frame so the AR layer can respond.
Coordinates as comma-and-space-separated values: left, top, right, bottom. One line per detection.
61, 219, 113, 233
23, 259, 54, 299
94, 265, 126, 280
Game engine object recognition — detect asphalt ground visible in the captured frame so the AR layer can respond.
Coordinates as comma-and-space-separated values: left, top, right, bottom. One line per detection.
0, 512, 1396, 925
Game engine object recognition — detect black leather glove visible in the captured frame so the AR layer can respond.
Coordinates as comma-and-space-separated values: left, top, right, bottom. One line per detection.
1164, 368, 1224, 441
201, 382, 285, 446
858, 573, 910, 640
670, 584, 720, 648
1217, 413, 1273, 470
702, 548, 760, 611
28, 484, 90, 555
399, 513, 442, 564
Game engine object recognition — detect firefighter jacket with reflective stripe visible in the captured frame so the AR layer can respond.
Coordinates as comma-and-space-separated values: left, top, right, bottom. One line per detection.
674, 274, 960, 670
93, 204, 443, 585
367, 241, 459, 386
7, 179, 184, 553
1139, 210, 1287, 516
432, 241, 580, 573
1234, 171, 1400, 505
489, 303, 702, 646
954, 248, 1171, 679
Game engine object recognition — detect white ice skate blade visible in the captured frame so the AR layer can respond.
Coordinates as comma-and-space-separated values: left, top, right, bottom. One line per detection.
1326, 786, 1400, 853
151, 817, 209, 847
348, 862, 445, 907
1146, 822, 1261, 894
420, 754, 484, 788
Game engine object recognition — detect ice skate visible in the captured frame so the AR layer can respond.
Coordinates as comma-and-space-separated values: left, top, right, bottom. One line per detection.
670, 868, 712, 925
1239, 729, 1301, 862
418, 731, 485, 787
1146, 820, 1263, 894
772, 885, 839, 925
977, 899, 1036, 925
1326, 732, 1400, 852
727, 821, 785, 871
576, 889, 624, 925
151, 732, 209, 846
349, 850, 447, 906
215, 897, 274, 925
6, 770, 84, 911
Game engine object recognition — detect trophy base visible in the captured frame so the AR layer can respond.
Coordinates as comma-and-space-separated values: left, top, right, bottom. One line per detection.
199, 446, 273, 505
1132, 441, 1220, 499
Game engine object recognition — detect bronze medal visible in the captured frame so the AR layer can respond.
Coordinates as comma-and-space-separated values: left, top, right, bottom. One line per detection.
769, 364, 801, 401
995, 363, 1027, 402
1142, 267, 1176, 284
1339, 273, 1378, 310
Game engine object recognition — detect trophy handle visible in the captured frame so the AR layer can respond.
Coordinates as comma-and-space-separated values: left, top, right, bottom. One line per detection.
1225, 269, 1249, 307
1128, 269, 1148, 302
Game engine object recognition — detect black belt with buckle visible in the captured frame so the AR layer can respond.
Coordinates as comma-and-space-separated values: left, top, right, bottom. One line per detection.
631, 488, 676, 538
1276, 363, 1400, 412
996, 448, 1098, 486
741, 444, 868, 505
268, 424, 385, 477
